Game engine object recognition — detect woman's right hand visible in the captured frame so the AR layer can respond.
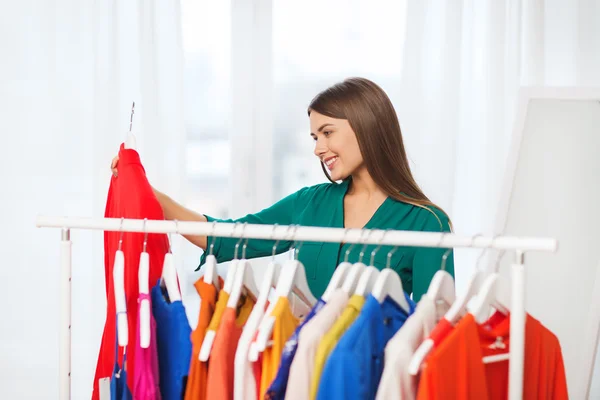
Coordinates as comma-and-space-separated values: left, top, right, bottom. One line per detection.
111, 155, 119, 177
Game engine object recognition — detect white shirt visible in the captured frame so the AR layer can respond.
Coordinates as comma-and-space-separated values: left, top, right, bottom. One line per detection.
376, 294, 438, 400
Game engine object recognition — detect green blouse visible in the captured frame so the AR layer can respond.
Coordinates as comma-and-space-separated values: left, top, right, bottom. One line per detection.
197, 180, 454, 302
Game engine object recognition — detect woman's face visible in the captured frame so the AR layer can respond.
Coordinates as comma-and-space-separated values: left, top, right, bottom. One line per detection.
310, 111, 364, 181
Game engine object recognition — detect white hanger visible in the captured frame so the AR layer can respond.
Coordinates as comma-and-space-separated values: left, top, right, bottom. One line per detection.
226, 239, 259, 308
124, 102, 137, 149
354, 233, 389, 297
161, 222, 181, 302
321, 229, 355, 302
426, 249, 456, 308
203, 221, 220, 290
113, 218, 128, 347
198, 223, 244, 361
468, 272, 510, 323
138, 220, 151, 348
371, 245, 410, 313
254, 231, 317, 353
321, 261, 351, 302
340, 232, 371, 294
408, 235, 499, 376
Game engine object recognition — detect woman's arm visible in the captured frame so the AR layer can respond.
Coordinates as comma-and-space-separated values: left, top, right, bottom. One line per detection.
152, 187, 209, 250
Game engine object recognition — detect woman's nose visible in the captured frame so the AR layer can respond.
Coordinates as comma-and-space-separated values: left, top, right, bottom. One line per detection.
314, 138, 327, 158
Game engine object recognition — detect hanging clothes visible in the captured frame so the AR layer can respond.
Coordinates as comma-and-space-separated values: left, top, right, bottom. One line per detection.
184, 279, 220, 400
234, 300, 270, 400
133, 293, 161, 399
92, 144, 169, 400
310, 294, 365, 398
198, 180, 454, 301
416, 312, 569, 400
110, 318, 133, 400
265, 297, 326, 399
259, 297, 300, 399
316, 293, 416, 400
376, 294, 437, 399
285, 289, 348, 400
151, 280, 192, 400
205, 294, 255, 399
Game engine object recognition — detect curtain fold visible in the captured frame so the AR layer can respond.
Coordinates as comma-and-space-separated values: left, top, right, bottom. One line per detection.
1, 1, 185, 398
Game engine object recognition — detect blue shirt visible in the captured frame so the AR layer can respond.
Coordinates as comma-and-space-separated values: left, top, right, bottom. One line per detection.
151, 281, 192, 400
265, 298, 327, 399
316, 293, 416, 400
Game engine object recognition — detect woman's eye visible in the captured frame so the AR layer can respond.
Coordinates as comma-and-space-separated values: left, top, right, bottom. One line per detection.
324, 131, 332, 136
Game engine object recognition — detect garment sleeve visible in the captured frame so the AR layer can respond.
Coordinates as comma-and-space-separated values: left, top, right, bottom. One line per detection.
411, 208, 454, 302
196, 188, 306, 270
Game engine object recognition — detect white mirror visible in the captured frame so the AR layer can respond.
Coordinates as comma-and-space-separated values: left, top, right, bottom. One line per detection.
491, 87, 600, 399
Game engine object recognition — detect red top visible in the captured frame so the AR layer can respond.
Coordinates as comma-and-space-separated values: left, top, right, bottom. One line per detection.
92, 144, 169, 399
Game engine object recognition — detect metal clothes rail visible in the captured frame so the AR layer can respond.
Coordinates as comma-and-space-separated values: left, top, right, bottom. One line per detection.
36, 215, 559, 400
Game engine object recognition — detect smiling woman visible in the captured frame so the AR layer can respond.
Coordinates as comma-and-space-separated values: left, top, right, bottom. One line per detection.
117, 77, 454, 302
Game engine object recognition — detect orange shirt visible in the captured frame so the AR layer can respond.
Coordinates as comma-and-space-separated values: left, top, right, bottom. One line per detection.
417, 313, 568, 400
206, 295, 255, 400
260, 298, 299, 399
184, 279, 220, 400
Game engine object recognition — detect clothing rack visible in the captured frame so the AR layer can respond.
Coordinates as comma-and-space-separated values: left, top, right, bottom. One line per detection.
36, 215, 559, 400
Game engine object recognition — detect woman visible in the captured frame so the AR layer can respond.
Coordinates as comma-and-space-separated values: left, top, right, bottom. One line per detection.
111, 77, 454, 302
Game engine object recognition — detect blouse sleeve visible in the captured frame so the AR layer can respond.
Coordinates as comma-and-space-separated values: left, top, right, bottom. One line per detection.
196, 187, 305, 270
411, 208, 454, 302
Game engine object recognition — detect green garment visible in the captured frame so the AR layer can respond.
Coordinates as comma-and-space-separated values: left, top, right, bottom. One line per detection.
197, 180, 454, 302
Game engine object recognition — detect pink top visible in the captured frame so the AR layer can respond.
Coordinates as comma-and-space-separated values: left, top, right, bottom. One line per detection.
133, 293, 161, 400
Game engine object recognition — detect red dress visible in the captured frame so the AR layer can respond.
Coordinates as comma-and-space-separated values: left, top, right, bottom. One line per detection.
92, 144, 169, 399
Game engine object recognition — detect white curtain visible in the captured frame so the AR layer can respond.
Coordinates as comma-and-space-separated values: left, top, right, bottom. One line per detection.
398, 0, 600, 288
398, 1, 600, 396
0, 1, 185, 398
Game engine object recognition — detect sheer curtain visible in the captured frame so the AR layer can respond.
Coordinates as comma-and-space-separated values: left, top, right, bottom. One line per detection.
399, 1, 600, 396
0, 1, 185, 398
398, 0, 600, 287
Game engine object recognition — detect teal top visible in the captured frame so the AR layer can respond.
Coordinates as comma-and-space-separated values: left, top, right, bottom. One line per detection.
197, 180, 454, 302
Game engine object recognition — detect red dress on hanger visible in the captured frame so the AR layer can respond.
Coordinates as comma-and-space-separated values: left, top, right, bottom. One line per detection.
92, 144, 169, 400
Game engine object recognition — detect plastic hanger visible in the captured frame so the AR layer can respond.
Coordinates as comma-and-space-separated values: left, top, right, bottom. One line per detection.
354, 235, 385, 297
161, 221, 181, 302
321, 228, 354, 302
138, 219, 151, 348
227, 237, 259, 309
371, 244, 410, 313
321, 261, 351, 302
199, 222, 243, 362
254, 228, 317, 353
124, 102, 137, 149
113, 218, 128, 347
408, 234, 500, 376
203, 221, 220, 290
243, 229, 282, 365
340, 234, 368, 294
274, 226, 317, 307
426, 237, 456, 308
468, 271, 510, 323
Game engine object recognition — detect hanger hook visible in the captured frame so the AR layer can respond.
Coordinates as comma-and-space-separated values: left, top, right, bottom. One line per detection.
233, 222, 247, 260
118, 217, 125, 250
241, 226, 250, 259
344, 229, 360, 263
370, 229, 389, 266
358, 229, 374, 263
436, 232, 453, 272
271, 223, 280, 260
292, 225, 304, 260
129, 101, 135, 132
208, 221, 217, 256
142, 218, 148, 252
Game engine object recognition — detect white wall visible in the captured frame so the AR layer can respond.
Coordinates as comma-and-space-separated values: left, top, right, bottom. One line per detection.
495, 96, 600, 398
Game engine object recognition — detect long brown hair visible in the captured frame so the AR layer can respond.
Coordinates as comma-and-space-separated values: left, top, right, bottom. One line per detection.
308, 77, 451, 228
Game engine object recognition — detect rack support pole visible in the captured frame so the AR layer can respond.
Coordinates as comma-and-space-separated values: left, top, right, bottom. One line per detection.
60, 228, 72, 400
509, 250, 525, 400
